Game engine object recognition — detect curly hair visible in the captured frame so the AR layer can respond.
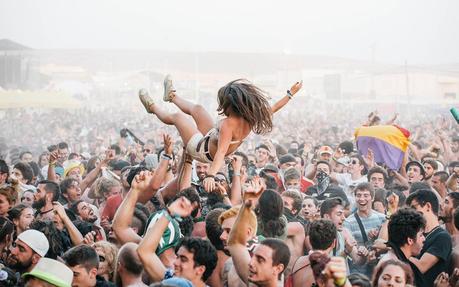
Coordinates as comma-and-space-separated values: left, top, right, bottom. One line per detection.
309, 219, 336, 250
93, 177, 120, 199
372, 259, 414, 286
388, 207, 426, 246
217, 79, 273, 134
176, 237, 218, 281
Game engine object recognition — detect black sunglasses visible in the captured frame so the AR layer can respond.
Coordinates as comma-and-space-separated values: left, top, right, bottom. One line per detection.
99, 255, 106, 262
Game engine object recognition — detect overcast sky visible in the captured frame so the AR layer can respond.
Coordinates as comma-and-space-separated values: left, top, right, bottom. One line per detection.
1, 0, 458, 65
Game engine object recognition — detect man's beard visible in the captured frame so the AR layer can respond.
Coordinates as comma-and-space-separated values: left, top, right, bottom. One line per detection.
6, 254, 33, 273
32, 197, 46, 210
198, 173, 206, 181
85, 214, 98, 223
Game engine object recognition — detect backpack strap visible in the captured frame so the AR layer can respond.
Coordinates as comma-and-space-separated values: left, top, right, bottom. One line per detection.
354, 212, 368, 244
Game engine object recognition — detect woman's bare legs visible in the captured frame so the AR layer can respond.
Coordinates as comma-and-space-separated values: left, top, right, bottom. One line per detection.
167, 88, 214, 135
139, 90, 198, 145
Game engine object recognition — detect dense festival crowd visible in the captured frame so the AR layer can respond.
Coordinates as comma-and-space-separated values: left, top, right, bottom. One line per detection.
0, 77, 458, 287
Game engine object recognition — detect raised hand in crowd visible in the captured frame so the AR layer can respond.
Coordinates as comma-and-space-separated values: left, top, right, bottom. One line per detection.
52, 201, 84, 245
113, 170, 155, 244
242, 176, 264, 208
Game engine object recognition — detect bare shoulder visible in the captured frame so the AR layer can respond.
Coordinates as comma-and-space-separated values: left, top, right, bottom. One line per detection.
219, 117, 238, 129
292, 255, 310, 273
288, 221, 305, 235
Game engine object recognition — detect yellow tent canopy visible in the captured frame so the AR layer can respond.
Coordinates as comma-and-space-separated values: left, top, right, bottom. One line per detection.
0, 90, 82, 109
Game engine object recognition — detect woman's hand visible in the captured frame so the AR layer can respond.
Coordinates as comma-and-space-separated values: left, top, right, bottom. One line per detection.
289, 81, 303, 96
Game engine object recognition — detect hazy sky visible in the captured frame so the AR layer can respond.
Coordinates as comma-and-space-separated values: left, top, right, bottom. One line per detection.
1, 0, 458, 65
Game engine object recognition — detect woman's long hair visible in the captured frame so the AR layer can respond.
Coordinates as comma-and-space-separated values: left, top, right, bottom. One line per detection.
256, 189, 286, 238
217, 79, 273, 134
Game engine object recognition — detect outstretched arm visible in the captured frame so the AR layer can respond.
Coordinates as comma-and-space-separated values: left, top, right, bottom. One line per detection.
138, 196, 194, 281
203, 119, 234, 192
228, 178, 263, 285
138, 134, 173, 203
53, 201, 84, 246
80, 150, 115, 191
113, 171, 154, 244
271, 81, 302, 114
47, 151, 58, 183
227, 203, 255, 285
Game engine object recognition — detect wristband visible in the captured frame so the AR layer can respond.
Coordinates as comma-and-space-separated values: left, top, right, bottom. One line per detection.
233, 172, 241, 177
334, 277, 347, 287
161, 154, 172, 160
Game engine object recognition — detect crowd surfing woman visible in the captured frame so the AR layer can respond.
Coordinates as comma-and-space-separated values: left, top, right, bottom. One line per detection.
139, 75, 302, 192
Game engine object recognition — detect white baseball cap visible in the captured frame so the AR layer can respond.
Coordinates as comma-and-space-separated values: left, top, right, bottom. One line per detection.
17, 229, 49, 257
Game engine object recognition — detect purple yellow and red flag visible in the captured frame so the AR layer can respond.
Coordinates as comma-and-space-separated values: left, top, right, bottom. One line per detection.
354, 125, 410, 170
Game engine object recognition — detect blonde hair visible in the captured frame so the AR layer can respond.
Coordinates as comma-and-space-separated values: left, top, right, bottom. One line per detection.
218, 205, 257, 235
92, 177, 120, 199
92, 241, 118, 280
